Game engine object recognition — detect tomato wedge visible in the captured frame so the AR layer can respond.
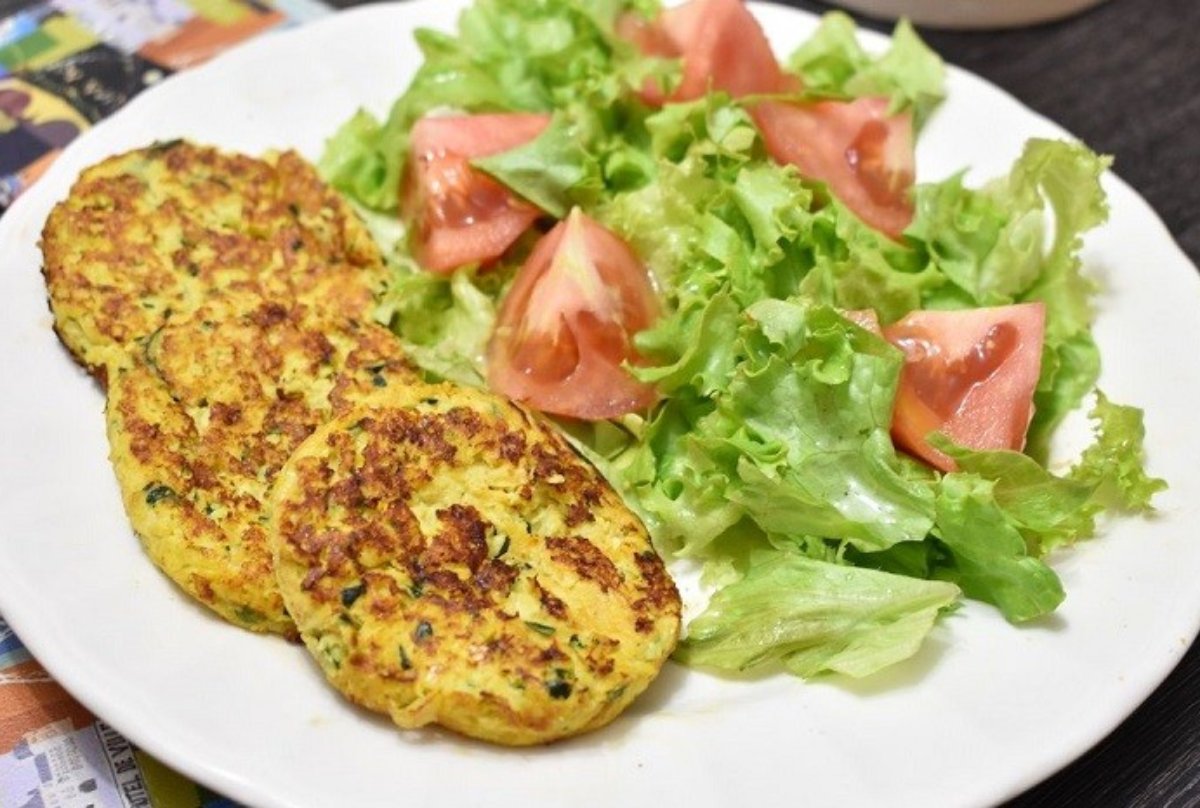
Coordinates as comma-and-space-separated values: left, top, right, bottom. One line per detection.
883, 302, 1046, 472
487, 208, 660, 420
618, 0, 790, 105
403, 113, 551, 274
753, 98, 916, 238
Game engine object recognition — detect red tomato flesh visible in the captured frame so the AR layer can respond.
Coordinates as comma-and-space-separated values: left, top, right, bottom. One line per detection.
403, 113, 551, 274
883, 302, 1046, 472
618, 0, 790, 105
753, 97, 916, 238
487, 208, 660, 420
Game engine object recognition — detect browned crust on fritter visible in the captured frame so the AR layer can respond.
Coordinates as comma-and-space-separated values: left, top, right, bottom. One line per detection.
40, 140, 389, 381
270, 384, 681, 745
106, 293, 416, 635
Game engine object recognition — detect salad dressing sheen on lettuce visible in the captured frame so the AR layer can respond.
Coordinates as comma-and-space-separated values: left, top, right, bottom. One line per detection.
320, 0, 1164, 680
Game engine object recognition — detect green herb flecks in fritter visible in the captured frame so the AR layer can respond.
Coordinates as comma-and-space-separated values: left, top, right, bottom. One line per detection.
42, 141, 388, 383
106, 293, 416, 635
270, 383, 681, 744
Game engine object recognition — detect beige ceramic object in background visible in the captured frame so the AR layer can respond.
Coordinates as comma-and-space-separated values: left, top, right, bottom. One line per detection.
835, 0, 1110, 28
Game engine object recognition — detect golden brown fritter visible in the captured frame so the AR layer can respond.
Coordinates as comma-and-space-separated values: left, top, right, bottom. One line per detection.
270, 383, 681, 745
106, 293, 416, 635
41, 141, 387, 383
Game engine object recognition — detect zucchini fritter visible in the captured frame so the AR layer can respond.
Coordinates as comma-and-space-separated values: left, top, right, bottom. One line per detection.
270, 384, 681, 745
41, 141, 387, 382
106, 294, 415, 635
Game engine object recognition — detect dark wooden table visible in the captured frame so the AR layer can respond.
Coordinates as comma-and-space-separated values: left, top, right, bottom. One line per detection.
342, 0, 1200, 803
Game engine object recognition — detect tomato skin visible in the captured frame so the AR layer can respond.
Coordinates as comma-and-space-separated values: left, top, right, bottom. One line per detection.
619, 0, 789, 105
403, 113, 551, 274
487, 209, 660, 421
883, 302, 1046, 472
753, 97, 915, 239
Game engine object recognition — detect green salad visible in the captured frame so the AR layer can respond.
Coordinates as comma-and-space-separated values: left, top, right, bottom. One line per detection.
319, 0, 1164, 679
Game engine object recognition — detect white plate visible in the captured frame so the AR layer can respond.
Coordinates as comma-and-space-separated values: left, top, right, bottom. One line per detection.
1, 2, 1198, 806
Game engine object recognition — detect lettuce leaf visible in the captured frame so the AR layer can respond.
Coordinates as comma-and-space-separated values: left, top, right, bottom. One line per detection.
929, 389, 1164, 580
600, 95, 950, 332
936, 438, 1097, 545
375, 267, 500, 387
786, 12, 945, 129
676, 551, 960, 678
932, 473, 1065, 623
1069, 392, 1167, 512
613, 299, 936, 557
473, 113, 606, 218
